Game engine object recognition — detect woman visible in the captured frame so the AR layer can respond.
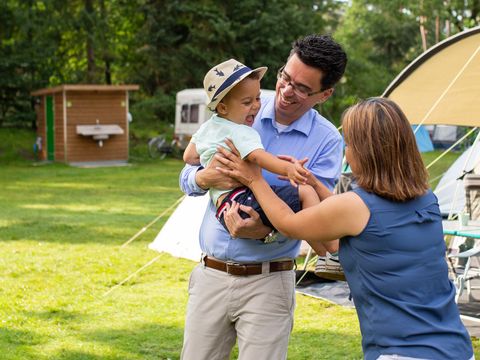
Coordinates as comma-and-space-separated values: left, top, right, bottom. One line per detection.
216, 97, 474, 360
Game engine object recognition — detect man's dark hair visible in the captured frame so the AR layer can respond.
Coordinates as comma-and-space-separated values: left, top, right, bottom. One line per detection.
290, 34, 347, 90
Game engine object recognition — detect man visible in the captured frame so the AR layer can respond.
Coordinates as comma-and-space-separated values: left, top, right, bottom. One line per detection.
179, 34, 347, 360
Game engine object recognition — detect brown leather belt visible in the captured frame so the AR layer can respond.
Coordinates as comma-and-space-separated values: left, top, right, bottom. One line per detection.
202, 255, 294, 276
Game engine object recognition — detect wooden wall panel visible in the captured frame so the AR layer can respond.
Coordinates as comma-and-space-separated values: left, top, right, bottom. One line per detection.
65, 91, 128, 162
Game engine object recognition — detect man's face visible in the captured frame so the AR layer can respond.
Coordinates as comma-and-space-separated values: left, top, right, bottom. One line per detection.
274, 53, 332, 125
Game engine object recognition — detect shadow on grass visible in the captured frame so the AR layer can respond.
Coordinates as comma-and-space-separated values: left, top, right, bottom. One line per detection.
82, 323, 183, 360
23, 308, 90, 325
0, 215, 170, 245
289, 329, 362, 359
75, 323, 361, 360
0, 327, 47, 359
50, 351, 119, 360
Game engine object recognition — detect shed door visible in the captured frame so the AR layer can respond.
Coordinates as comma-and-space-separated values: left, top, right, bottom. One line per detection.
46, 96, 54, 161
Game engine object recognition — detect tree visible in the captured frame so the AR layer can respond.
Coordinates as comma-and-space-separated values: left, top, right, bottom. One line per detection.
127, 0, 344, 124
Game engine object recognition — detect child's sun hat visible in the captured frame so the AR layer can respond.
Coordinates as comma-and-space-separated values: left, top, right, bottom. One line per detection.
204, 59, 267, 111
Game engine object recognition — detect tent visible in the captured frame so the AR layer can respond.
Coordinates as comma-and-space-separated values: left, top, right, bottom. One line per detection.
148, 194, 206, 261
435, 144, 480, 215
383, 26, 480, 127
383, 26, 480, 215
412, 125, 434, 152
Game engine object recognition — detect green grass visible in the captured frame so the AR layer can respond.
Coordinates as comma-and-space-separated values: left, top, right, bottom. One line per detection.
423, 149, 462, 189
0, 128, 477, 359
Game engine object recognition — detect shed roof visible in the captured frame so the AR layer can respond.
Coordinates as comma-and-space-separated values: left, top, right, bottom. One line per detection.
31, 84, 139, 96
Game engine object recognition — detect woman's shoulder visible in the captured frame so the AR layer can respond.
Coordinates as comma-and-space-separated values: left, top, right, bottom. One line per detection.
329, 191, 369, 213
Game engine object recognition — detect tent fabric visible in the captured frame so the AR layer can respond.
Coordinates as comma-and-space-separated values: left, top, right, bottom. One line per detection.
435, 145, 480, 215
412, 125, 434, 152
383, 26, 480, 127
148, 194, 206, 261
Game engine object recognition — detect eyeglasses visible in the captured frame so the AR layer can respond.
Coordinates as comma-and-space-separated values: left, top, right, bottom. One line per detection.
276, 66, 323, 99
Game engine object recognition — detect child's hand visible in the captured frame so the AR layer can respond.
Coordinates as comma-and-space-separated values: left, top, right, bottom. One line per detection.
303, 167, 318, 187
285, 158, 308, 187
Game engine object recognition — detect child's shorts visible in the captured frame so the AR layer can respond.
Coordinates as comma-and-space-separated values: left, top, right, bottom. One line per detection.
215, 185, 301, 233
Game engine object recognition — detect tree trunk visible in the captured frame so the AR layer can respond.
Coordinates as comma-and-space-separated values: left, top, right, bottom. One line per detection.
85, 0, 96, 83
419, 15, 428, 52
99, 0, 111, 84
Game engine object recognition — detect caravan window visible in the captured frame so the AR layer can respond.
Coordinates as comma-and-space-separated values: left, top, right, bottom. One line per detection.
180, 104, 200, 124
190, 104, 199, 123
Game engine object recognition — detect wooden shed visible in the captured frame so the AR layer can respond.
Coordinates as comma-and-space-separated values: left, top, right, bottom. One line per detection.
31, 84, 139, 164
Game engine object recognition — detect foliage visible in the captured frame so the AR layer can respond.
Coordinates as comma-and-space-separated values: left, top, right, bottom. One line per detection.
0, 128, 37, 163
1, 0, 479, 128
323, 0, 480, 125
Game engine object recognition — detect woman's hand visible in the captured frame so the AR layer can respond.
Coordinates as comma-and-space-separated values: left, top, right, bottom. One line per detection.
195, 156, 242, 190
215, 138, 263, 186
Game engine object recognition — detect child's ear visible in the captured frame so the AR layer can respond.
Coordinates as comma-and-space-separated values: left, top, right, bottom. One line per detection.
217, 102, 228, 116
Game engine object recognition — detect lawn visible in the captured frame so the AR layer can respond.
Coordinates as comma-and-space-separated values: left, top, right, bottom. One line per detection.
0, 128, 477, 359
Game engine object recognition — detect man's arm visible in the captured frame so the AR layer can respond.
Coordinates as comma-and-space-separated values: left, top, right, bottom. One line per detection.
179, 164, 208, 196
179, 157, 244, 196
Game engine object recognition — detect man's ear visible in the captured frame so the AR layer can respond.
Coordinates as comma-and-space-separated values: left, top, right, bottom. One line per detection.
318, 88, 334, 104
217, 102, 228, 116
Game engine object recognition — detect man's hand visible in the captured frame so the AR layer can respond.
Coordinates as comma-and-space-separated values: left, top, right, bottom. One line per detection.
195, 156, 242, 190
223, 201, 271, 239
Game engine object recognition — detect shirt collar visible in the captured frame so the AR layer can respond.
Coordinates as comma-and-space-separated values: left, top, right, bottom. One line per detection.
259, 97, 312, 137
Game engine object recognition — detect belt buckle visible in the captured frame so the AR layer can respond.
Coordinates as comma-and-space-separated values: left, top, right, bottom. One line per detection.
226, 261, 247, 275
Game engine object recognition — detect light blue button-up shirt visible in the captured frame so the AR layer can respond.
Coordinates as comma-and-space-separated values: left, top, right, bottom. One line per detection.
179, 94, 343, 262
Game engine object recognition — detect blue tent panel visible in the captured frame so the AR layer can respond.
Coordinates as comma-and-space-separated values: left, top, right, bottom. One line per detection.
412, 125, 434, 152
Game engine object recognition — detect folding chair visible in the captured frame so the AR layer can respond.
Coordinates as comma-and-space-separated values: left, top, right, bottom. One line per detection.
448, 246, 480, 302
444, 173, 480, 302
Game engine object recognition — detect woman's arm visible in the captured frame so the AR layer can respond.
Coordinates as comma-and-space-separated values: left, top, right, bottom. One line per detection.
248, 179, 365, 242
216, 141, 370, 243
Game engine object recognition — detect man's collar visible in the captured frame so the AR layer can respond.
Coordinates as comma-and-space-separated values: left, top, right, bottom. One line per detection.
259, 100, 312, 136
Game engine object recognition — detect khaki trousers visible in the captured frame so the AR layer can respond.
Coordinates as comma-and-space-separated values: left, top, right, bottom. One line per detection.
181, 263, 296, 360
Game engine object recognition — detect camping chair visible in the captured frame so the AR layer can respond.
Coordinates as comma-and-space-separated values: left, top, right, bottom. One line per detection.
446, 173, 480, 302
464, 174, 480, 219
448, 246, 480, 302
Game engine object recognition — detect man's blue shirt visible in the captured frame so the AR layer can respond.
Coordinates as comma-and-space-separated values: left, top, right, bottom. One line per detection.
179, 94, 343, 262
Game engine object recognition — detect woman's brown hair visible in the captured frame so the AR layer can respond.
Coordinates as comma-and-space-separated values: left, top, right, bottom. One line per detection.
342, 97, 429, 201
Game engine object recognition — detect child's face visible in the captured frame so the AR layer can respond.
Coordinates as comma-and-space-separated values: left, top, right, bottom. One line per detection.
220, 77, 261, 126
